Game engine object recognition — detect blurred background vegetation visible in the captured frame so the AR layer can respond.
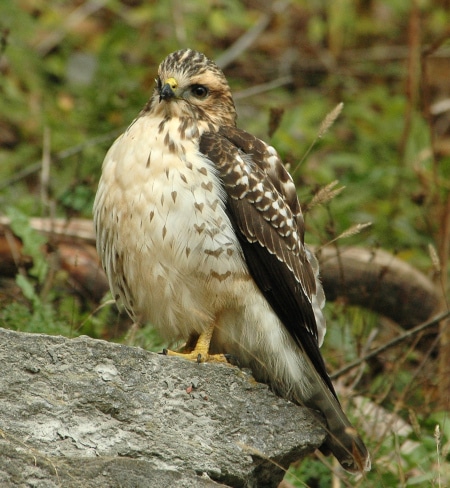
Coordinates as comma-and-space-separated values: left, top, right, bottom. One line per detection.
0, 0, 449, 486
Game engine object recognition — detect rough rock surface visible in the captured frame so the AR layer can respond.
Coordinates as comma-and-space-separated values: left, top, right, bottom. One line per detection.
0, 328, 325, 487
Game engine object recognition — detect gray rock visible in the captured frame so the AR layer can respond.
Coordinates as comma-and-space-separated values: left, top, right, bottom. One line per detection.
0, 328, 325, 487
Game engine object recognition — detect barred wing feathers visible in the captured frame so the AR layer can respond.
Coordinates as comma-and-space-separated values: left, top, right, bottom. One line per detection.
199, 127, 336, 397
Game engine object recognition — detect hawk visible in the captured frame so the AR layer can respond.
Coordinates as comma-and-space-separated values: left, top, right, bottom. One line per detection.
94, 48, 371, 472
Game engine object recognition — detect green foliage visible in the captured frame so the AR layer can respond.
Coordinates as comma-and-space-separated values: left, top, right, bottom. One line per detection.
286, 410, 449, 487
284, 457, 331, 487
6, 207, 47, 280
0, 294, 70, 336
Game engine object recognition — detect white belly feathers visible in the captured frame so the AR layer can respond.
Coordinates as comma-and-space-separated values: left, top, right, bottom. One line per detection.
94, 115, 247, 340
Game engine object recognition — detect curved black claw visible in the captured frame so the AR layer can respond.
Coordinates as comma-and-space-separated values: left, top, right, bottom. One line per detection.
223, 354, 240, 367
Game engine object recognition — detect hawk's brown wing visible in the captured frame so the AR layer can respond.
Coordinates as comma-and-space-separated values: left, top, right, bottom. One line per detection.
199, 127, 338, 399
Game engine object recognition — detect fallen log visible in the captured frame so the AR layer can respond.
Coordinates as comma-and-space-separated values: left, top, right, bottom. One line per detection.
0, 217, 440, 328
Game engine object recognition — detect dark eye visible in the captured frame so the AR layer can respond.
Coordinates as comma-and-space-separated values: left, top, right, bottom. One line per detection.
191, 84, 209, 98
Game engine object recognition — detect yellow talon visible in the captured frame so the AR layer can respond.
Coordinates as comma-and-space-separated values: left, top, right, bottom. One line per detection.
163, 324, 229, 364
164, 348, 229, 364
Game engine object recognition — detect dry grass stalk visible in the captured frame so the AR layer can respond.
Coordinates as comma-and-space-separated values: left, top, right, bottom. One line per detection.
292, 102, 344, 176
318, 102, 344, 139
319, 222, 372, 250
434, 424, 441, 488
428, 243, 441, 273
337, 222, 373, 240
306, 180, 345, 211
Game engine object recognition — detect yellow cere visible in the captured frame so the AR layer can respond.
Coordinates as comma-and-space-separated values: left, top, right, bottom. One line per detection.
164, 77, 178, 90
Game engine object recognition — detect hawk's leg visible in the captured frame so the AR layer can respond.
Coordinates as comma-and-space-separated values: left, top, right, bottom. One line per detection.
163, 323, 229, 364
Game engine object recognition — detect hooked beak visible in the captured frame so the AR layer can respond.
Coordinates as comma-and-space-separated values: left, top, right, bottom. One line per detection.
159, 84, 175, 102
159, 77, 178, 102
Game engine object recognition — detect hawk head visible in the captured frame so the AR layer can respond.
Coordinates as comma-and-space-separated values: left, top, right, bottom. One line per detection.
148, 49, 237, 127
